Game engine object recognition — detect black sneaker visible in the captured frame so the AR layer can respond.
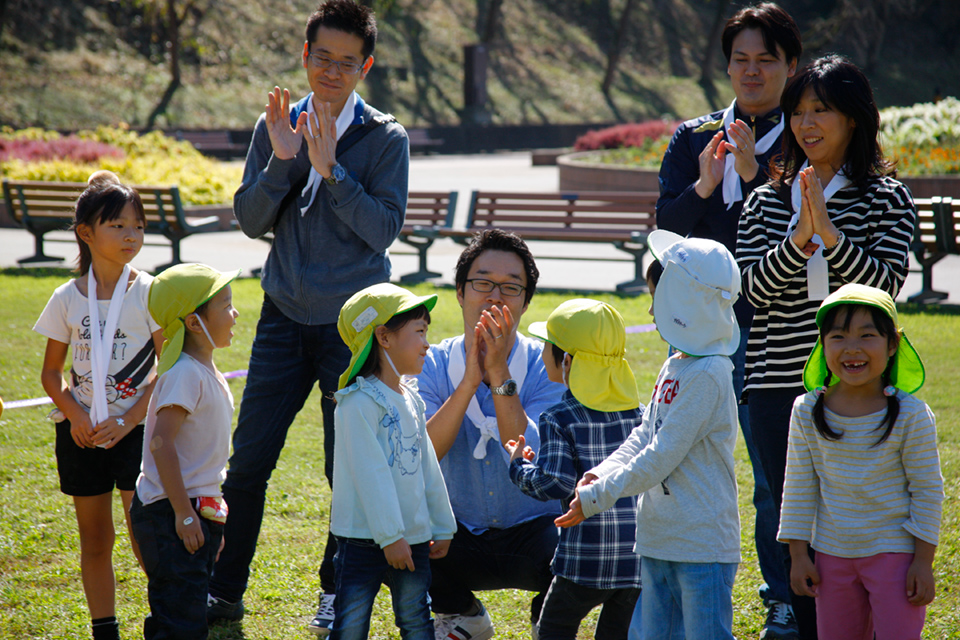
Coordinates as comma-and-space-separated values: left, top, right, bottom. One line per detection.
760, 600, 799, 640
207, 594, 245, 623
307, 593, 335, 636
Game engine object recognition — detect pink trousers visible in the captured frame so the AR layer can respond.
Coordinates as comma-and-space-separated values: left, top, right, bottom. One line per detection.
815, 551, 926, 640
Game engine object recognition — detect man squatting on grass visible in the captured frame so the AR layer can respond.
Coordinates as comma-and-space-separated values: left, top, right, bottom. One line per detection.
207, 0, 409, 634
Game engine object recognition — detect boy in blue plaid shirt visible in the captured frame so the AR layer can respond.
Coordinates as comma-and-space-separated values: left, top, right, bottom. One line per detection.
505, 298, 643, 640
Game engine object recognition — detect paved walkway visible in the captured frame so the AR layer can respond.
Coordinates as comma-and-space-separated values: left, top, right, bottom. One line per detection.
2, 152, 957, 302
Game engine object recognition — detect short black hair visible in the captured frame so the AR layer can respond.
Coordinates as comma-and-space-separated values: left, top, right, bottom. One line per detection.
645, 259, 664, 291
305, 0, 377, 59
550, 343, 567, 368
721, 2, 801, 64
454, 229, 539, 305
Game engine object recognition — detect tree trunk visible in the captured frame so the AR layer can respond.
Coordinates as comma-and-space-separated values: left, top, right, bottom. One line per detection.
601, 0, 640, 95
146, 0, 185, 128
699, 0, 731, 111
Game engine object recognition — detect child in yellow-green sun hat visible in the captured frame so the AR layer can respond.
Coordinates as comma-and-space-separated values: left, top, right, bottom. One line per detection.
505, 298, 643, 640
130, 263, 240, 640
330, 283, 456, 638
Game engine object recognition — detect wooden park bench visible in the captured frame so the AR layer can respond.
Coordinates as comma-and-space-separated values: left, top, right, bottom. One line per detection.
407, 128, 444, 153
396, 191, 458, 282
2, 178, 221, 272
174, 130, 248, 159
908, 196, 958, 304
430, 190, 659, 293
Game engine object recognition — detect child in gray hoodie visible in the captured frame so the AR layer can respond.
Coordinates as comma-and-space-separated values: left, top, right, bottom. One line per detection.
556, 230, 741, 640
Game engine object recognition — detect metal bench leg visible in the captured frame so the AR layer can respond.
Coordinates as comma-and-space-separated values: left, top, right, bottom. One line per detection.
154, 236, 184, 273
398, 236, 441, 283
907, 254, 948, 304
614, 243, 649, 295
17, 232, 65, 264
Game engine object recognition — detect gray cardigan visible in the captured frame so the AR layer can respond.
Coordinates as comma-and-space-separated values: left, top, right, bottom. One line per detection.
234, 95, 409, 325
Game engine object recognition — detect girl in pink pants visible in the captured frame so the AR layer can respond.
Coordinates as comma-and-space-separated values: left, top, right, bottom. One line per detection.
777, 284, 944, 640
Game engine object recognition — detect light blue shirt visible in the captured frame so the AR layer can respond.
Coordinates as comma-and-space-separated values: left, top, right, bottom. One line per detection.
417, 334, 566, 533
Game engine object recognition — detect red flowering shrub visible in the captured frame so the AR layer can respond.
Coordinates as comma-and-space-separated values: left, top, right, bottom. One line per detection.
0, 136, 124, 163
574, 120, 680, 151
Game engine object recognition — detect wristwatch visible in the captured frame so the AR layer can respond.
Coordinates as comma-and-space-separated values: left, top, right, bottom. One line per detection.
325, 163, 346, 185
491, 378, 518, 396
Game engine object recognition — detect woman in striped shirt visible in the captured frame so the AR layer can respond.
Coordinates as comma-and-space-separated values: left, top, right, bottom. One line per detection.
736, 55, 916, 638
778, 284, 942, 640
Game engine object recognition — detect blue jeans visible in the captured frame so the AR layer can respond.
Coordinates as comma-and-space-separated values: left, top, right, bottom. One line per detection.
331, 537, 433, 640
537, 575, 640, 640
749, 386, 818, 639
731, 330, 791, 606
210, 295, 349, 601
430, 514, 558, 623
635, 558, 737, 640
130, 494, 224, 640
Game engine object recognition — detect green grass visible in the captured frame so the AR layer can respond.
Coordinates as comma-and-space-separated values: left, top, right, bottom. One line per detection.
1, 270, 958, 638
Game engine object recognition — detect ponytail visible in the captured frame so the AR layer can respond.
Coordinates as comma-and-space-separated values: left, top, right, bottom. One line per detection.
812, 371, 843, 441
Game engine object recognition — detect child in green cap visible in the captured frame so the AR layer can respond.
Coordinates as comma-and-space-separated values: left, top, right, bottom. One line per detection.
330, 283, 456, 640
129, 262, 240, 640
505, 298, 643, 640
778, 283, 943, 639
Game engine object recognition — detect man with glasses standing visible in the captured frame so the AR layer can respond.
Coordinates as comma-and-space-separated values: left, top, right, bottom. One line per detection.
207, 0, 408, 635
416, 229, 565, 640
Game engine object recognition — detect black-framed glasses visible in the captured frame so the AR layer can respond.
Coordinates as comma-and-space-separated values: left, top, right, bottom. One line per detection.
306, 51, 364, 75
466, 278, 526, 297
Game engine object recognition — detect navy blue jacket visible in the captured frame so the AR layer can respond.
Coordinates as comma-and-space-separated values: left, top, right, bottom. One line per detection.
656, 105, 784, 327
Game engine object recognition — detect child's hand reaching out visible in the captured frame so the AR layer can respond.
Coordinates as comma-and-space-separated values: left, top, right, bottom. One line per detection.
554, 473, 598, 528
505, 435, 535, 463
384, 538, 415, 571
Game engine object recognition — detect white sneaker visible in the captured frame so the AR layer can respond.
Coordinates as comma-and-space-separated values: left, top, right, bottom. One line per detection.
434, 603, 494, 640
307, 593, 335, 636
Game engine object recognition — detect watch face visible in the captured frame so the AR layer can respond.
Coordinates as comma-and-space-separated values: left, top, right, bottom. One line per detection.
497, 380, 518, 396
332, 164, 346, 182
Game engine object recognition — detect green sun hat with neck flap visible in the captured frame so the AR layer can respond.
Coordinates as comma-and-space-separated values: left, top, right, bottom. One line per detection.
802, 283, 925, 393
337, 283, 438, 390
528, 298, 640, 412
149, 263, 241, 375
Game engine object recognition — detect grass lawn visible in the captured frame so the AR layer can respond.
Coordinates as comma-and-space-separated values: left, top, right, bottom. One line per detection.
1, 269, 958, 639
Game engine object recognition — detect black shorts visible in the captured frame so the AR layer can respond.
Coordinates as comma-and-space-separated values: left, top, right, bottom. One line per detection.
55, 419, 145, 496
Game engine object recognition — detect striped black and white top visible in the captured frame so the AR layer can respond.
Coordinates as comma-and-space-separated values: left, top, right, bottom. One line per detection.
736, 176, 916, 393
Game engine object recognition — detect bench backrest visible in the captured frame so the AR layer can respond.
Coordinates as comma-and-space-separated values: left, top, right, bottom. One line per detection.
466, 191, 659, 233
404, 191, 457, 230
3, 179, 188, 232
913, 197, 957, 255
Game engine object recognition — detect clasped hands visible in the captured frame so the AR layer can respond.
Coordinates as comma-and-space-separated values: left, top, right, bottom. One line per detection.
461, 305, 515, 392
694, 120, 759, 199
791, 166, 841, 257
265, 86, 337, 178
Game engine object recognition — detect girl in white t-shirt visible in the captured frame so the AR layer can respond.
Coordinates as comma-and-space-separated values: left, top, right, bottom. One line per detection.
34, 171, 163, 640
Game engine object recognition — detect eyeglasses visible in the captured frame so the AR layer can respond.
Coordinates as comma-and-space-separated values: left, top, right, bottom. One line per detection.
306, 51, 364, 75
465, 278, 526, 297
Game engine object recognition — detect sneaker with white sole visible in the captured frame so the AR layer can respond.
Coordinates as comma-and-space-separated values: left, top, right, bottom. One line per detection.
760, 600, 799, 640
433, 603, 494, 640
307, 593, 335, 636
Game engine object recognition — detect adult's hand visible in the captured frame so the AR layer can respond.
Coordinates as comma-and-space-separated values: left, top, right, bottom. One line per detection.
802, 167, 840, 249
304, 102, 338, 179
723, 119, 759, 184
477, 305, 514, 381
694, 131, 726, 199
790, 167, 818, 255
265, 86, 307, 161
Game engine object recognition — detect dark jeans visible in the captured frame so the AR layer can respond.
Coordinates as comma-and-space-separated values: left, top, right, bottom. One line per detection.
537, 576, 640, 640
331, 537, 432, 640
209, 295, 349, 601
731, 331, 791, 606
130, 494, 224, 640
749, 386, 818, 640
430, 514, 559, 623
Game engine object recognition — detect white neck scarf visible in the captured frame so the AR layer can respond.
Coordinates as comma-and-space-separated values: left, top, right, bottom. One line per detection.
447, 334, 528, 463
721, 99, 783, 210
87, 264, 131, 427
788, 160, 852, 301
299, 91, 359, 216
